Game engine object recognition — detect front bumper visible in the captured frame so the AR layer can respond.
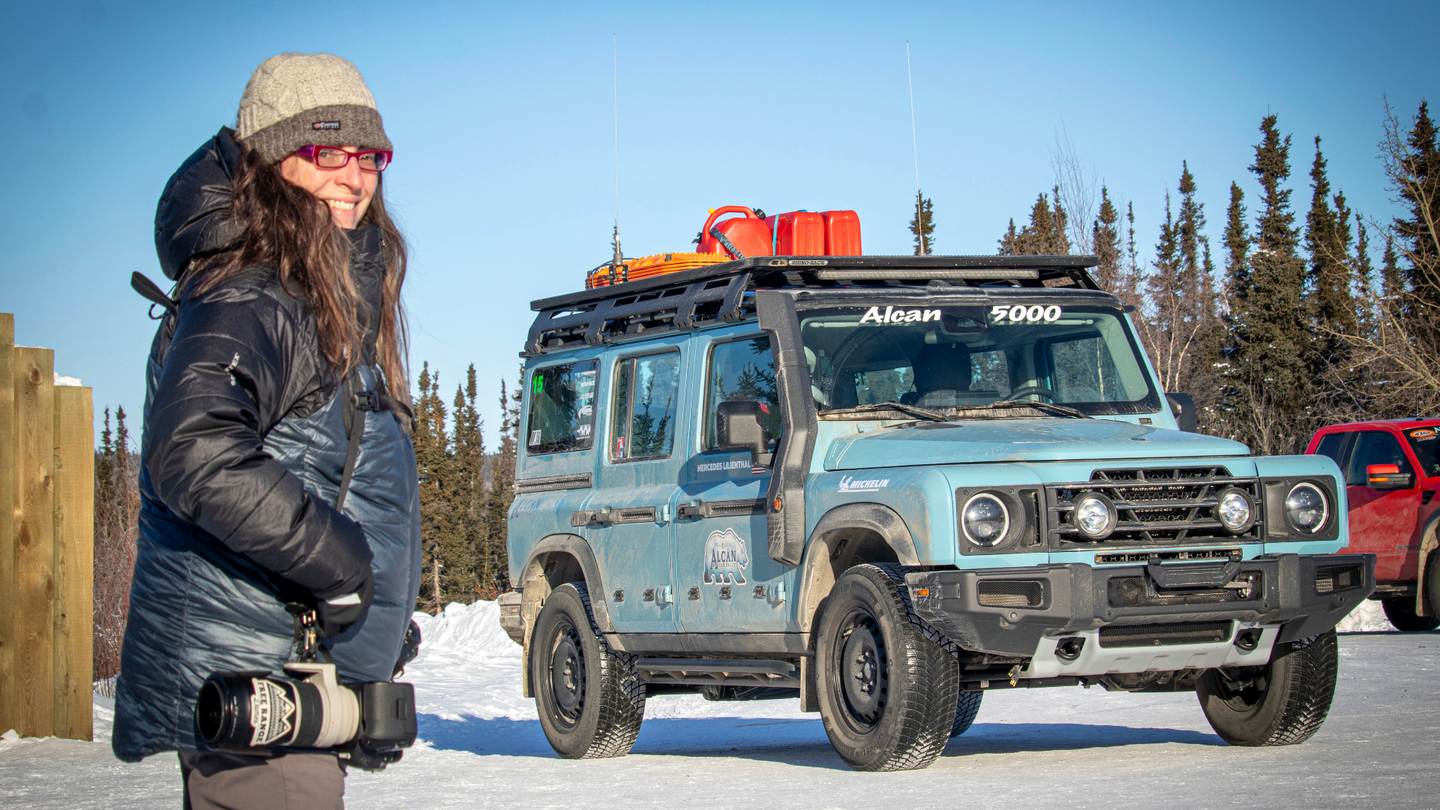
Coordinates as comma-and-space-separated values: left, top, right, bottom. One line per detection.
905, 553, 1374, 660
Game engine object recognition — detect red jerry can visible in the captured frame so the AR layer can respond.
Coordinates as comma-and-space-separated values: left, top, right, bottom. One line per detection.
822, 210, 862, 255
698, 206, 773, 259
764, 211, 826, 255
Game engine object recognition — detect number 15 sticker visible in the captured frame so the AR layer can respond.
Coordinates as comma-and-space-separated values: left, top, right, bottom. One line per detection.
992, 304, 1062, 323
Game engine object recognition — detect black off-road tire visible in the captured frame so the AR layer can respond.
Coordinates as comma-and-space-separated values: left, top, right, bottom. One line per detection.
816, 564, 961, 771
1382, 597, 1440, 632
949, 691, 984, 738
531, 582, 646, 758
1196, 629, 1338, 746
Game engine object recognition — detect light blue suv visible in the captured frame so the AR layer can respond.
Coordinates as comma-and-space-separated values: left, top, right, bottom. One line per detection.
498, 255, 1374, 771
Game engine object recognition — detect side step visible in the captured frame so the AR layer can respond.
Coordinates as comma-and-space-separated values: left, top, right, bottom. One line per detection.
634, 658, 799, 688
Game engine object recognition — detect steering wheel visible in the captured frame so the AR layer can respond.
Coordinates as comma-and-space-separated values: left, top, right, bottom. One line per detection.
1005, 385, 1058, 403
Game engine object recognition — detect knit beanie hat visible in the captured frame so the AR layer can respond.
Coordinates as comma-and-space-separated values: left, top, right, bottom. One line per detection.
235, 53, 392, 163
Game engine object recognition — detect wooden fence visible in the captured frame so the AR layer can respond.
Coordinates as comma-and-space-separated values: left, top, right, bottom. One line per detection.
0, 313, 94, 740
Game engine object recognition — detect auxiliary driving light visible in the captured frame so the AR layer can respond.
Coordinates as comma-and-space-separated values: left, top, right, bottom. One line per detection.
1215, 487, 1255, 534
1072, 492, 1117, 540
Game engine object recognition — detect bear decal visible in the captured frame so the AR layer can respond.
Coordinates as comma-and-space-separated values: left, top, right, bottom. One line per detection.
703, 528, 750, 585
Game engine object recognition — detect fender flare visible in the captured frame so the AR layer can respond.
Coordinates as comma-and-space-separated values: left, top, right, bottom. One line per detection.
1417, 514, 1440, 617
795, 503, 921, 634
517, 534, 610, 697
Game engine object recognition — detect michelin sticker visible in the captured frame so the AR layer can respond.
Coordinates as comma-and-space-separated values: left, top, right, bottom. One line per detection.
703, 528, 750, 585
838, 475, 890, 493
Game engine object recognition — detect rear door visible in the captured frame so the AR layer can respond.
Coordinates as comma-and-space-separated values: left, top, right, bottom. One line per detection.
1344, 430, 1421, 582
584, 340, 687, 634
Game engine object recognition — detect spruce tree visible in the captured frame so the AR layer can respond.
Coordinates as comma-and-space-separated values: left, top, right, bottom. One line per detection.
414, 363, 462, 609
482, 370, 523, 595
1143, 187, 1185, 391
1092, 186, 1122, 293
1240, 114, 1312, 452
1304, 136, 1358, 375
1393, 101, 1440, 310
909, 190, 935, 255
998, 191, 1072, 256
451, 365, 486, 599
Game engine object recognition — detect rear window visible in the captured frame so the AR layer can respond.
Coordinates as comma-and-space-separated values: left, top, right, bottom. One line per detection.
1404, 426, 1440, 478
525, 360, 598, 455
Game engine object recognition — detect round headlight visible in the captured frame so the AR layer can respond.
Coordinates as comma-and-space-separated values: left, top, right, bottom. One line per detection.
1285, 483, 1329, 534
962, 493, 1011, 547
1072, 492, 1116, 540
1215, 488, 1255, 533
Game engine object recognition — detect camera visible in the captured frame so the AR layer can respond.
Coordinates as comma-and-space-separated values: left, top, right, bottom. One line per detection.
196, 661, 417, 769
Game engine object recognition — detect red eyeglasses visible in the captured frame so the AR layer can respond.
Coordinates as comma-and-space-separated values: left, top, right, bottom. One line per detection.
294, 145, 393, 173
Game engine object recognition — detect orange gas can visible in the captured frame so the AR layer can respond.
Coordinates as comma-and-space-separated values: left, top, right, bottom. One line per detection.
822, 210, 862, 255
765, 211, 826, 255
697, 206, 773, 259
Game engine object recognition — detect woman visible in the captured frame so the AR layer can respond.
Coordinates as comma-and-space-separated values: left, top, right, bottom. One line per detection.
114, 53, 422, 809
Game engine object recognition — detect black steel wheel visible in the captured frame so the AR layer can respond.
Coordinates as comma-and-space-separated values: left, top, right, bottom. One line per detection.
1196, 629, 1338, 746
949, 690, 984, 738
816, 565, 959, 771
531, 583, 645, 758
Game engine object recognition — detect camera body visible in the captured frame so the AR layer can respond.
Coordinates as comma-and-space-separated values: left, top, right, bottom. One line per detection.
197, 661, 417, 767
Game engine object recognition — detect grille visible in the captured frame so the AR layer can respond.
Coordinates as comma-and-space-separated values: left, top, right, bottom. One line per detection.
977, 580, 1044, 608
1097, 621, 1233, 648
1107, 572, 1263, 608
1316, 564, 1365, 595
1047, 466, 1262, 548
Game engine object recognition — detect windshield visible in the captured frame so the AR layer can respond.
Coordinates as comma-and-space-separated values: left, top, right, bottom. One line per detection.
798, 302, 1159, 418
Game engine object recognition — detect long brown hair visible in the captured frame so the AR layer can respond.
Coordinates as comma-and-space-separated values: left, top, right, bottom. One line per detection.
191, 144, 410, 404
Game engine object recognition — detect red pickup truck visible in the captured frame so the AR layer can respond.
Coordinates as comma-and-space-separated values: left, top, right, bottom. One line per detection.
1307, 418, 1440, 630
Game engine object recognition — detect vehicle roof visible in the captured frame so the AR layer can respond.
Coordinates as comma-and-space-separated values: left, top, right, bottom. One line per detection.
1314, 417, 1440, 433
525, 254, 1104, 356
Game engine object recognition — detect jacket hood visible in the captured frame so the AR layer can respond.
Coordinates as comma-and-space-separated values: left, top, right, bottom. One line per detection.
154, 127, 242, 281
824, 418, 1250, 470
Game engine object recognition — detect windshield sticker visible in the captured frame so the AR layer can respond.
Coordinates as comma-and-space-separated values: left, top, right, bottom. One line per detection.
1411, 429, 1436, 440
860, 306, 941, 324
703, 528, 750, 584
991, 304, 1062, 323
839, 475, 890, 492
529, 430, 541, 445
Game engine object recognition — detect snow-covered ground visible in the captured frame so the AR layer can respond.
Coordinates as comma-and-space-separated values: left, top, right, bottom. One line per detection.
3, 599, 1435, 809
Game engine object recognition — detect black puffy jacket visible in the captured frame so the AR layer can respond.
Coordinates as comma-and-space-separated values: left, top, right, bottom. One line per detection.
112, 129, 422, 761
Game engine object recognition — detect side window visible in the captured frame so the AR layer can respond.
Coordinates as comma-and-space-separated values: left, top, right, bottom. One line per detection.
704, 336, 782, 451
1346, 431, 1413, 487
1313, 432, 1349, 469
525, 360, 598, 455
610, 351, 681, 461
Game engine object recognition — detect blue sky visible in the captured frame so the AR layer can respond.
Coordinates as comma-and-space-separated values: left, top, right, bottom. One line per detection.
2, 1, 1433, 446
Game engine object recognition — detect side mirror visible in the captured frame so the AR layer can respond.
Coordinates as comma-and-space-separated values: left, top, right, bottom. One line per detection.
1367, 463, 1413, 490
1165, 392, 1197, 433
716, 400, 772, 469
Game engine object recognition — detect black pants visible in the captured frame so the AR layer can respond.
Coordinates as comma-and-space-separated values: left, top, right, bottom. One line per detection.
178, 751, 344, 810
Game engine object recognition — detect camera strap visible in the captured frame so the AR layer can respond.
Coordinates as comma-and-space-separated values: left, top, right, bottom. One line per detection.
335, 369, 415, 512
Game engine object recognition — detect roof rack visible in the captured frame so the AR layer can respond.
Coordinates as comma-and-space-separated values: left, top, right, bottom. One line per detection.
525, 254, 1100, 356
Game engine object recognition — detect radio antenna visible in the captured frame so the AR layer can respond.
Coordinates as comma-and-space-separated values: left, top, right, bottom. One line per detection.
611, 34, 623, 267
906, 41, 925, 255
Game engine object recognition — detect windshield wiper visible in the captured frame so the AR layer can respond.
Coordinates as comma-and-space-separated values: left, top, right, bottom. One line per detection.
818, 401, 956, 422
966, 400, 1090, 419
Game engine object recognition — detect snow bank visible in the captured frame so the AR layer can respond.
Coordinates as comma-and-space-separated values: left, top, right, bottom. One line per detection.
1336, 598, 1397, 633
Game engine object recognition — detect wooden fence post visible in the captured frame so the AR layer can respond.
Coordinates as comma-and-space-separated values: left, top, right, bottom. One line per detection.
14, 345, 56, 738
53, 385, 93, 741
0, 314, 13, 734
